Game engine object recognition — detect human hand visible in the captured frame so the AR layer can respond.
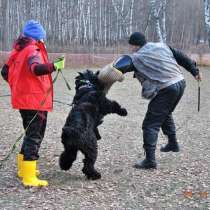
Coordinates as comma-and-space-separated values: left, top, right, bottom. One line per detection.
118, 108, 128, 116
195, 72, 202, 82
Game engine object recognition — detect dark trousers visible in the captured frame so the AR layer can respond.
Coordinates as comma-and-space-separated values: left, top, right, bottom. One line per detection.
142, 80, 186, 150
19, 110, 48, 160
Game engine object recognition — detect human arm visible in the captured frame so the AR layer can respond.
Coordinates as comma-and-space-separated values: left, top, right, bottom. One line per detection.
28, 52, 55, 76
1, 64, 9, 81
28, 52, 65, 76
169, 46, 201, 81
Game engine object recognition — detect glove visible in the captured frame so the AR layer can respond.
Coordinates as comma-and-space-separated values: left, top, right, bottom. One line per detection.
118, 108, 128, 116
195, 71, 202, 82
53, 56, 65, 71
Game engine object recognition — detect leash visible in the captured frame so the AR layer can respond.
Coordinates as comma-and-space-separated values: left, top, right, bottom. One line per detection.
53, 99, 72, 106
0, 94, 11, 97
60, 70, 71, 91
0, 95, 71, 107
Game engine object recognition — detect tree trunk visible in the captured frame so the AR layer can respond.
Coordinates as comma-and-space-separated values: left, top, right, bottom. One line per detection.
204, 0, 210, 47
149, 0, 164, 42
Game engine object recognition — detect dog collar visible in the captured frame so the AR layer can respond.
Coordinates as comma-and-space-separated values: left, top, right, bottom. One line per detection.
78, 80, 95, 90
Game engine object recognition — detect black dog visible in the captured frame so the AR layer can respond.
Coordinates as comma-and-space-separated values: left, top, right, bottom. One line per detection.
59, 70, 127, 180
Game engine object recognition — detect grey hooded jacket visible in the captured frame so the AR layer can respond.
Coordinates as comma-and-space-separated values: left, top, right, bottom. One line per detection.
130, 42, 185, 99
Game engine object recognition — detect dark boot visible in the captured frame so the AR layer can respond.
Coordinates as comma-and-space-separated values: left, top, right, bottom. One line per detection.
160, 135, 180, 152
134, 148, 157, 169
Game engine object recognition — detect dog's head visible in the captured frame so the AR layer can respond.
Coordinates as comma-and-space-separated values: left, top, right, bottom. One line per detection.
73, 70, 105, 105
75, 69, 104, 92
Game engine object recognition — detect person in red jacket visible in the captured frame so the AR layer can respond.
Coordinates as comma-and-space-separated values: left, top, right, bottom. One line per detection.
1, 20, 65, 187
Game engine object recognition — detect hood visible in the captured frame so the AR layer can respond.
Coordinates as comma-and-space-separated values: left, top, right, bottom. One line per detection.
13, 35, 35, 51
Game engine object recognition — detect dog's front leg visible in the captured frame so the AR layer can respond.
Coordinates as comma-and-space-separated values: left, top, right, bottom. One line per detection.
101, 98, 128, 116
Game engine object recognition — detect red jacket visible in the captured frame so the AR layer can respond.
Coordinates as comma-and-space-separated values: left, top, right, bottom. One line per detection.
6, 39, 53, 111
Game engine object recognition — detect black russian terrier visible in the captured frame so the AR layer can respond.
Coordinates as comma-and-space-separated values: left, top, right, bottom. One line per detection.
59, 70, 127, 180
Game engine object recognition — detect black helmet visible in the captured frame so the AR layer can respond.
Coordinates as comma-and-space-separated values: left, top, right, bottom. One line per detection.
113, 55, 136, 74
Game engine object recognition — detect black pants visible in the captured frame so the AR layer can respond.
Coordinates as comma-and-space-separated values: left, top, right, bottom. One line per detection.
142, 80, 186, 150
19, 110, 48, 160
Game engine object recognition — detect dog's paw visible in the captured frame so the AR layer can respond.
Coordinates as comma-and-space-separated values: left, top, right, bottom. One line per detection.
118, 108, 128, 116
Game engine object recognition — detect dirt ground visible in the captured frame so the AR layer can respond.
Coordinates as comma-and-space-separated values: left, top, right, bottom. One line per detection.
0, 68, 210, 210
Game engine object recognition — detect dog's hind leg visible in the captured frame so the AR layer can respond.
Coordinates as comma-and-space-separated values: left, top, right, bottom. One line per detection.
81, 143, 101, 180
59, 147, 78, 171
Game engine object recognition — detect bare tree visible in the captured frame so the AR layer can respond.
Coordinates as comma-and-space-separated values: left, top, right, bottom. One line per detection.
149, 0, 167, 43
0, 0, 207, 52
162, 0, 167, 42
204, 0, 210, 46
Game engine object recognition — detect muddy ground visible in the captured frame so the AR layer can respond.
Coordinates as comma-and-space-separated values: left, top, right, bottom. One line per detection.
0, 68, 210, 210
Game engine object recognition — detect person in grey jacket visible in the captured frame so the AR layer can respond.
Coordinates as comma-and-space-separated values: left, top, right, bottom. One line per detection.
112, 32, 202, 169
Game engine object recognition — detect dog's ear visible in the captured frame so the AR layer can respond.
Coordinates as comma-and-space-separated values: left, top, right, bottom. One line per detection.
95, 70, 100, 76
75, 72, 83, 81
77, 72, 83, 79
86, 69, 91, 74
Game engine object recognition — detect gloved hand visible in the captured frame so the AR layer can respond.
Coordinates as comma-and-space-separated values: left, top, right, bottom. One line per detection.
118, 107, 128, 116
195, 71, 202, 82
53, 56, 65, 71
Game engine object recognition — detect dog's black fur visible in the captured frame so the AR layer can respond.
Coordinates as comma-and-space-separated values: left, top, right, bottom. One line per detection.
59, 70, 127, 180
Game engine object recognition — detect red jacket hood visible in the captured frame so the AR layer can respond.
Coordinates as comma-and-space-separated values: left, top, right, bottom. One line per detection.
13, 35, 36, 51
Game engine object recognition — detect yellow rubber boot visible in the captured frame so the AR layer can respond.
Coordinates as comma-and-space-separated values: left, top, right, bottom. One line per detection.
17, 154, 40, 178
17, 154, 24, 178
22, 160, 48, 187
